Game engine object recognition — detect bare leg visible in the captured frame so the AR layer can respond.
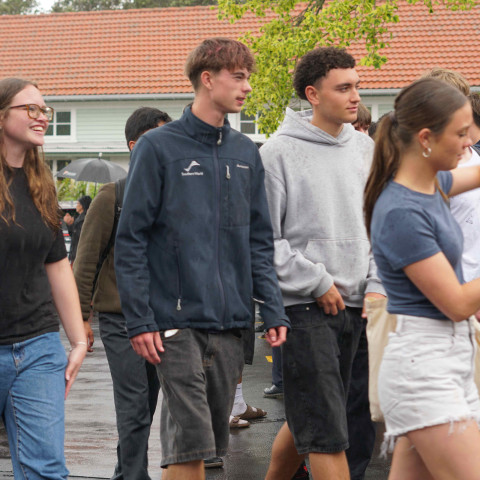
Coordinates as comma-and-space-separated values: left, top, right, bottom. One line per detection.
408, 420, 480, 480
163, 460, 205, 480
388, 436, 434, 480
265, 422, 305, 480
309, 451, 350, 480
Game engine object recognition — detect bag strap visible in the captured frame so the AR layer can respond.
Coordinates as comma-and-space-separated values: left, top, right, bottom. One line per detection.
91, 177, 126, 297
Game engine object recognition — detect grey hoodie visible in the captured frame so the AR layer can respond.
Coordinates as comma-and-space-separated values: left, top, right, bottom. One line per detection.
261, 108, 385, 308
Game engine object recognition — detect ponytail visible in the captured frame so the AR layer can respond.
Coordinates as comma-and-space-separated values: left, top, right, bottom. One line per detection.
364, 114, 400, 238
364, 78, 468, 238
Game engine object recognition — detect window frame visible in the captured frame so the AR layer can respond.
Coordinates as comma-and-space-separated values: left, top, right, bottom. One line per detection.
44, 108, 77, 143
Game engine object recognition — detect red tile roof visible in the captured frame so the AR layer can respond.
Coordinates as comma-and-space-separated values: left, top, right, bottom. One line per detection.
0, 1, 478, 96
353, 1, 480, 90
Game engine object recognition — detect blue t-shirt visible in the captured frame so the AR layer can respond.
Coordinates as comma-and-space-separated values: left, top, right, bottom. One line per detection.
371, 171, 464, 320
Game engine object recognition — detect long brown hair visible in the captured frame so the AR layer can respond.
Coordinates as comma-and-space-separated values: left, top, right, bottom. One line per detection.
364, 78, 468, 238
0, 78, 60, 230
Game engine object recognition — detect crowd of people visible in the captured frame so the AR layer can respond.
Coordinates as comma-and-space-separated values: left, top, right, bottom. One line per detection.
1, 37, 480, 480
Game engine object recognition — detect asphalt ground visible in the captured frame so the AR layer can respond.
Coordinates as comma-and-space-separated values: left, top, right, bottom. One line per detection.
0, 319, 391, 479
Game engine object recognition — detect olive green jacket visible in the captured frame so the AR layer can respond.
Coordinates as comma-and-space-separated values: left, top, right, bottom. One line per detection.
73, 183, 122, 321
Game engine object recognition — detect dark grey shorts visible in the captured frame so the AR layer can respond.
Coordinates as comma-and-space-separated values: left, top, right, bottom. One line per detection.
282, 303, 364, 455
155, 328, 244, 467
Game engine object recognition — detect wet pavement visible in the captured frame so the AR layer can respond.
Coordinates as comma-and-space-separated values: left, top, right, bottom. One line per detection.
0, 320, 391, 479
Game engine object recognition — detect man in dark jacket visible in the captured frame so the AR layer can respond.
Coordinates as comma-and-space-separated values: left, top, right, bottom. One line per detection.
64, 194, 91, 264
73, 107, 172, 480
115, 38, 289, 480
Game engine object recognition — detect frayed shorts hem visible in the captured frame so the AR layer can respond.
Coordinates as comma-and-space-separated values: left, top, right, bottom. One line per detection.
380, 414, 480, 456
379, 315, 480, 456
295, 442, 349, 456
161, 447, 227, 468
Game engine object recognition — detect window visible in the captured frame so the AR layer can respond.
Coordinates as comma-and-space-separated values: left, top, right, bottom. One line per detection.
56, 159, 71, 171
45, 158, 72, 175
290, 98, 311, 113
239, 110, 257, 135
45, 110, 74, 139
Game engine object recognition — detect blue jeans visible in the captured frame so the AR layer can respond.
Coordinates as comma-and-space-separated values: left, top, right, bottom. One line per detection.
0, 332, 68, 480
346, 321, 376, 480
271, 346, 283, 389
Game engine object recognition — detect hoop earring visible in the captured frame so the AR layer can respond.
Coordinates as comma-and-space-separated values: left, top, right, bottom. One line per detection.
422, 147, 431, 158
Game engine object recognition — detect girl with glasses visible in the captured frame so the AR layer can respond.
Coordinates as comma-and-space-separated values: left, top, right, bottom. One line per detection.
0, 77, 86, 480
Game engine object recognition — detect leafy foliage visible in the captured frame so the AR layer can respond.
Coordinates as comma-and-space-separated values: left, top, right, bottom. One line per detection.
123, 0, 216, 8
51, 0, 215, 12
218, 0, 476, 135
56, 178, 98, 200
0, 0, 38, 14
51, 0, 120, 12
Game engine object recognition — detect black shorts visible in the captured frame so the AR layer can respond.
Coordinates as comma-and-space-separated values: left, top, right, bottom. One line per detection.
155, 328, 244, 467
282, 303, 364, 454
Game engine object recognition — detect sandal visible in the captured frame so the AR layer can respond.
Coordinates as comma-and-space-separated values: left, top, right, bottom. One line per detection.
238, 404, 267, 420
229, 415, 250, 428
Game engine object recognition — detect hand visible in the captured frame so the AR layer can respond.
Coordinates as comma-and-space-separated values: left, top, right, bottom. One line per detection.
84, 320, 94, 352
265, 326, 288, 347
316, 284, 345, 315
63, 213, 74, 225
65, 343, 87, 399
130, 331, 164, 365
362, 292, 387, 318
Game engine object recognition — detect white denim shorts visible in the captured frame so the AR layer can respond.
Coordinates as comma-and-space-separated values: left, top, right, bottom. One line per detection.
378, 315, 480, 452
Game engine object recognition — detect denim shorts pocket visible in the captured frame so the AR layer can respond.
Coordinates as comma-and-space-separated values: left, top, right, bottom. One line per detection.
230, 333, 244, 344
406, 334, 455, 365
159, 328, 187, 343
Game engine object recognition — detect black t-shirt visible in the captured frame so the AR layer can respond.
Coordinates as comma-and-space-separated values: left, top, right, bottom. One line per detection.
0, 168, 67, 344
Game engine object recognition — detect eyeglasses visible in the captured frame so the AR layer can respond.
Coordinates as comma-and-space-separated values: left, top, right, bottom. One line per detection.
8, 104, 54, 122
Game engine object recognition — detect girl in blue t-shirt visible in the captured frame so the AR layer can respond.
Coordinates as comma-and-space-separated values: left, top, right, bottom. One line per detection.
364, 78, 480, 480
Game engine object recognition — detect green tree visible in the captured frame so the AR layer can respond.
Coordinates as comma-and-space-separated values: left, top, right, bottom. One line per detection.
123, 0, 216, 8
218, 0, 476, 135
51, 0, 215, 11
0, 0, 38, 14
56, 178, 98, 200
51, 0, 120, 12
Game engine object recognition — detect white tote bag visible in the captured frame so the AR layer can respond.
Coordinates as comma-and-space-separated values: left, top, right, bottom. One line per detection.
365, 296, 396, 422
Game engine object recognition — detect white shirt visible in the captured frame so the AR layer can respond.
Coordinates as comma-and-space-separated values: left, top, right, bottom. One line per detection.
450, 148, 480, 282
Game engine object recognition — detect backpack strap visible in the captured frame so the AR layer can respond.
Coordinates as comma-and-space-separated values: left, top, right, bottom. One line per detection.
92, 177, 126, 297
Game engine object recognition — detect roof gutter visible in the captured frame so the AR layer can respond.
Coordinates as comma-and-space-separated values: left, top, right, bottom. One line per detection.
48, 90, 398, 101
358, 88, 402, 96
43, 86, 480, 102
44, 93, 195, 102
359, 86, 480, 95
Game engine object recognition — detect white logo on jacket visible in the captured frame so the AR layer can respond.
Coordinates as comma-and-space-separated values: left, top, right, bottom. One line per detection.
182, 160, 204, 176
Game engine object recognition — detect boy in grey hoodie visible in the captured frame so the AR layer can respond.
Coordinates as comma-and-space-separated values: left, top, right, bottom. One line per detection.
262, 48, 385, 480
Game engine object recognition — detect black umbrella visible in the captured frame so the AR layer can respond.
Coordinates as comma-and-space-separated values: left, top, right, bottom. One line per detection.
56, 156, 127, 184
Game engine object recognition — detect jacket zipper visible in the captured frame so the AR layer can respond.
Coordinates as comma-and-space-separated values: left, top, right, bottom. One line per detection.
214, 129, 226, 326
226, 165, 231, 226
174, 244, 182, 311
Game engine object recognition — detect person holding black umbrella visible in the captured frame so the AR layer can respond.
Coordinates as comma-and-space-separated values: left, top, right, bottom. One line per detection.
64, 194, 91, 264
